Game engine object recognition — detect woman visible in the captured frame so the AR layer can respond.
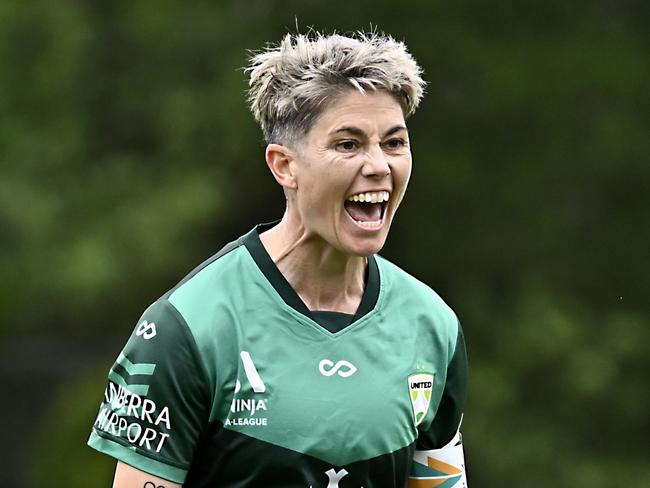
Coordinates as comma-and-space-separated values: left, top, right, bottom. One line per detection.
88, 31, 468, 488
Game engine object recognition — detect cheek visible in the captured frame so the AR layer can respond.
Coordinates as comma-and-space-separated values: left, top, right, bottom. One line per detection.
402, 161, 413, 188
297, 180, 334, 221
393, 157, 412, 196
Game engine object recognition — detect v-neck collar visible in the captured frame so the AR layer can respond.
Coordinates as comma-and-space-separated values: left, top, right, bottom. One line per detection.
242, 222, 380, 325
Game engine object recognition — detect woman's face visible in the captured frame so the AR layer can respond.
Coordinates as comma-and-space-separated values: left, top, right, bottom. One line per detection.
290, 89, 412, 257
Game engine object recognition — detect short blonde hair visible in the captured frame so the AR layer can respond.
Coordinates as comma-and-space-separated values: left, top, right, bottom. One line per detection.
246, 31, 426, 144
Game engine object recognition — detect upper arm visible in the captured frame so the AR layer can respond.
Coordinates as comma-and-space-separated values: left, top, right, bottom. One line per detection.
419, 322, 468, 449
408, 321, 469, 487
113, 461, 182, 488
88, 299, 211, 484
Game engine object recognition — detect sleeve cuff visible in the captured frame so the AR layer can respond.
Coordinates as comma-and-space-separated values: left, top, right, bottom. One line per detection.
87, 430, 187, 484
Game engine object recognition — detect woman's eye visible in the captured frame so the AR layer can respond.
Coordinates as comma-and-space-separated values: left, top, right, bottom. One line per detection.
336, 140, 358, 152
383, 138, 407, 150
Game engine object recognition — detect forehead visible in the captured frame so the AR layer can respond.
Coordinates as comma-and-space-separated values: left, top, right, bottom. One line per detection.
308, 90, 407, 138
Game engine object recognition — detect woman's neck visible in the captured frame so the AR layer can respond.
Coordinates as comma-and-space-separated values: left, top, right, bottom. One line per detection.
259, 215, 366, 314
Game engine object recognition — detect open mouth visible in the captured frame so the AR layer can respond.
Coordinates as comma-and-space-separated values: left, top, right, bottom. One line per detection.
344, 191, 389, 228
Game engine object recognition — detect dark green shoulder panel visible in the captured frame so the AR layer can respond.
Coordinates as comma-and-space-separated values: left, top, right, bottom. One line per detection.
88, 299, 211, 483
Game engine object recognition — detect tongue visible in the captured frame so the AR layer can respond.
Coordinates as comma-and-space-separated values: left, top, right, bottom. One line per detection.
344, 201, 382, 222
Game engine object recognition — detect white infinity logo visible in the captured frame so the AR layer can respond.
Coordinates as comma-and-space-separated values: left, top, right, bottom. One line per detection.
318, 359, 358, 377
135, 320, 157, 340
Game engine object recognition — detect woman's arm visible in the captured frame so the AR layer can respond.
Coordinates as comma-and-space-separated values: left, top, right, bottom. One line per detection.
113, 461, 182, 488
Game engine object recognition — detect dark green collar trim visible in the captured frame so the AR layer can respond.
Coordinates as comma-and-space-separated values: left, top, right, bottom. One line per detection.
242, 222, 380, 327
311, 311, 354, 334
354, 251, 380, 322
243, 222, 311, 317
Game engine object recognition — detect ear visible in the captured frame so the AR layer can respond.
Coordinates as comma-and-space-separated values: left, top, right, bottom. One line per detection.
265, 143, 298, 190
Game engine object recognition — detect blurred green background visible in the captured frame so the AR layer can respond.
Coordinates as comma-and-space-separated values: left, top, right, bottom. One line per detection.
1, 1, 648, 486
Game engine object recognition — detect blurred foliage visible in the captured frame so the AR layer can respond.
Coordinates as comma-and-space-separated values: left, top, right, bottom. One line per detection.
1, 0, 648, 487
27, 367, 117, 487
465, 289, 649, 485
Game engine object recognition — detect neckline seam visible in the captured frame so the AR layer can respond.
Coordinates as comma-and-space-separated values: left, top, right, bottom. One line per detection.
241, 223, 382, 332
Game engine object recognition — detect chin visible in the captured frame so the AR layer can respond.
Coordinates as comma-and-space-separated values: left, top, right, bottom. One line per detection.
341, 235, 388, 257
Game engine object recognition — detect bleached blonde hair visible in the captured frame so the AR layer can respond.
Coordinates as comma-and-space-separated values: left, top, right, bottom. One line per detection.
246, 31, 426, 145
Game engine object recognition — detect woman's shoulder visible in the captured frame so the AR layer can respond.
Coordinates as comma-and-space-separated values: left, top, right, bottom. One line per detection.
375, 254, 458, 325
138, 236, 254, 343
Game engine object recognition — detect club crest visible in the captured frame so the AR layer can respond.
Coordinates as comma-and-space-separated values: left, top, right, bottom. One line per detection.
408, 373, 434, 427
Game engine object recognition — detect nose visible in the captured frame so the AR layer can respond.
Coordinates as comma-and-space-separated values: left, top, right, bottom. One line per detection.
361, 144, 391, 177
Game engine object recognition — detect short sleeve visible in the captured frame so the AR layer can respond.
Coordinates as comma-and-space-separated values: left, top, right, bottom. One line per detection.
409, 322, 469, 487
87, 299, 211, 484
418, 322, 468, 449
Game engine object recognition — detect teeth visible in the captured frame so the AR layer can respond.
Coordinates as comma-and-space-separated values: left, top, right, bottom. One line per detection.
347, 191, 390, 203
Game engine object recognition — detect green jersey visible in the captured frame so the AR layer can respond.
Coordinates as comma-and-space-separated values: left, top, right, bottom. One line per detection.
88, 223, 468, 487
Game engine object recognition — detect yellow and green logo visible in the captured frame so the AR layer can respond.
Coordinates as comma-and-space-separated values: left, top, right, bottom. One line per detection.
408, 373, 434, 427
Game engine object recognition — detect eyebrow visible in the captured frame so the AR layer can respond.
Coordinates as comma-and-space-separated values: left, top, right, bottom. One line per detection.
330, 124, 408, 138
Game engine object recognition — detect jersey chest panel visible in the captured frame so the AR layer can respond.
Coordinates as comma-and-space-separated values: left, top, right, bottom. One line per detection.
194, 288, 449, 466
169, 247, 454, 480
